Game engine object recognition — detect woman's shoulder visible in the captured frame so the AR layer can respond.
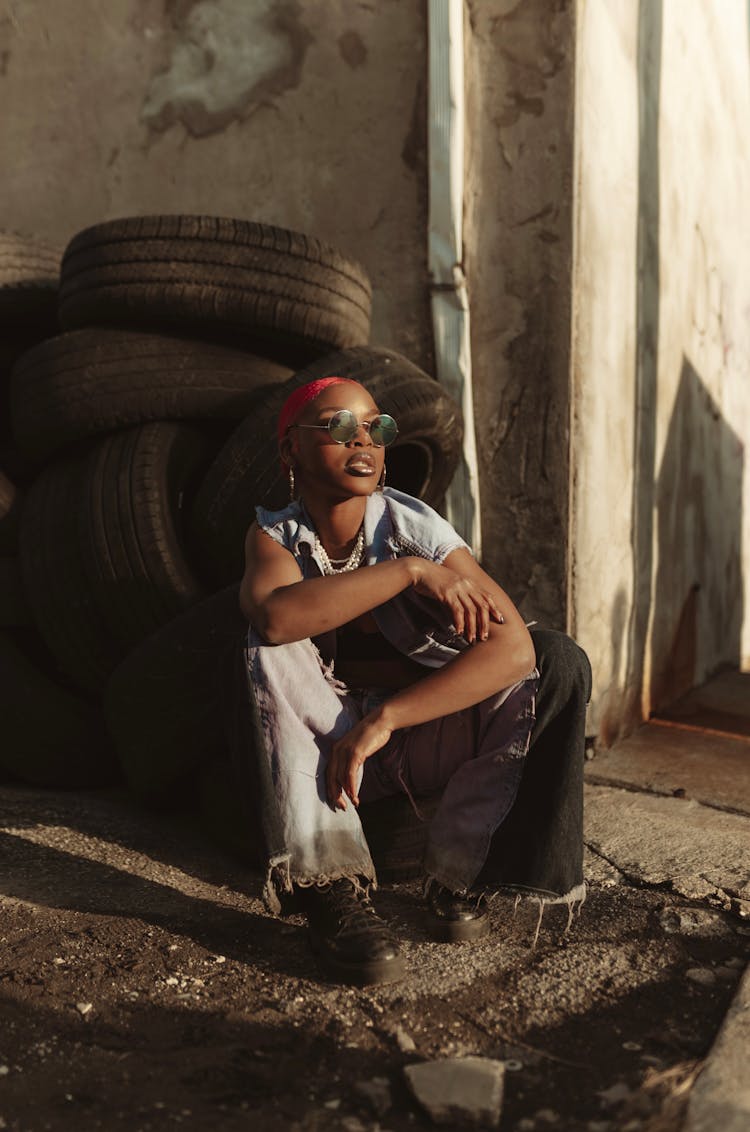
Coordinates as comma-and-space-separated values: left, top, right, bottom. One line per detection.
255, 499, 310, 548
380, 488, 470, 561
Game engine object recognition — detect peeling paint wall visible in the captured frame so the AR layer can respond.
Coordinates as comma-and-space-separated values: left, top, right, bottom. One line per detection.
571, 0, 750, 741
0, 0, 430, 361
464, 0, 576, 626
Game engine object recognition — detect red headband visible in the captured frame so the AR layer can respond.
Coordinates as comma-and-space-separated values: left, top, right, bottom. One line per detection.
278, 377, 359, 466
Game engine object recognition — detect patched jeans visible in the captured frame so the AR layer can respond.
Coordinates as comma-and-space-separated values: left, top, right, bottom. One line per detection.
245, 627, 544, 910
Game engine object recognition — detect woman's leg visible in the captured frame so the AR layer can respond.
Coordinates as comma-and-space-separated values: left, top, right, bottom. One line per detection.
244, 628, 376, 904
360, 673, 538, 894
359, 630, 591, 905
477, 629, 592, 901
242, 629, 404, 985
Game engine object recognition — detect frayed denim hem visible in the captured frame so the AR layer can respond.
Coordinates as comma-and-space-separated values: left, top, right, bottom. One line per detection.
262, 853, 377, 916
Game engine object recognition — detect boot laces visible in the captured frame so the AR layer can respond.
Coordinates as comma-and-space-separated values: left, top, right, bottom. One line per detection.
326, 880, 388, 937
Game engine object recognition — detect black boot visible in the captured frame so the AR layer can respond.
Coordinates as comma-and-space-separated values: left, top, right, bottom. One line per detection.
298, 878, 405, 985
425, 880, 490, 942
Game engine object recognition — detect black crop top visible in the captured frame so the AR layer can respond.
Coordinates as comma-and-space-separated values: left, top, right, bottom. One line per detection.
336, 620, 405, 664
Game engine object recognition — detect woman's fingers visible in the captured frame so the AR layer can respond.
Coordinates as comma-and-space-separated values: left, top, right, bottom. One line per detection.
463, 596, 477, 643
326, 746, 348, 810
345, 761, 361, 808
450, 598, 465, 637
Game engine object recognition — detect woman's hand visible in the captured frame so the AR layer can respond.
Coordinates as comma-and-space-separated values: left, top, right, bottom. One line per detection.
410, 559, 504, 643
326, 710, 393, 811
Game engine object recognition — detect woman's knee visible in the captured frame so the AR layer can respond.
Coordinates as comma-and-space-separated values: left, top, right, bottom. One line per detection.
531, 629, 592, 704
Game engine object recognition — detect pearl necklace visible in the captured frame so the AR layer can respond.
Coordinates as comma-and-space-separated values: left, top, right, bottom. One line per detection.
315, 526, 365, 575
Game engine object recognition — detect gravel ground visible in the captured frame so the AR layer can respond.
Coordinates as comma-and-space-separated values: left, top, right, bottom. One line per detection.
0, 784, 747, 1132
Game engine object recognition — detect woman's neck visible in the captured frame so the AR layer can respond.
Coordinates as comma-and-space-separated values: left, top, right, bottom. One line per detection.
300, 494, 367, 557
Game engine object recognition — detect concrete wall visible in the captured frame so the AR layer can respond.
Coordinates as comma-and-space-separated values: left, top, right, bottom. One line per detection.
571, 0, 750, 741
0, 0, 432, 362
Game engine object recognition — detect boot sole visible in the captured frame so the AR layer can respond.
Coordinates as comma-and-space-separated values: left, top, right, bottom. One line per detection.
309, 934, 406, 986
428, 914, 491, 943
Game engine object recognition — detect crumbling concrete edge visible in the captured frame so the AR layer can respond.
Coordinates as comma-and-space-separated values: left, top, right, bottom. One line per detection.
683, 962, 750, 1132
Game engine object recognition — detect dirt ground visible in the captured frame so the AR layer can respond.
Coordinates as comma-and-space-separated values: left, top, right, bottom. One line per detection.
0, 785, 747, 1132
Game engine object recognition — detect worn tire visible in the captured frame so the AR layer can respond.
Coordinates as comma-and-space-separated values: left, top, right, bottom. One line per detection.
195, 757, 265, 868
11, 328, 294, 462
58, 215, 372, 357
0, 231, 60, 329
0, 468, 21, 552
103, 585, 246, 798
20, 456, 119, 693
190, 349, 464, 583
0, 557, 32, 627
79, 422, 213, 651
0, 630, 115, 787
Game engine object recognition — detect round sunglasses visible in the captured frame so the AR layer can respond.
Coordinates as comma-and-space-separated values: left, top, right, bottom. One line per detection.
290, 409, 399, 448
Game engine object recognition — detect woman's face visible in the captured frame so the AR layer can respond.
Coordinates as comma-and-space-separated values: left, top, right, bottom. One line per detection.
282, 382, 386, 501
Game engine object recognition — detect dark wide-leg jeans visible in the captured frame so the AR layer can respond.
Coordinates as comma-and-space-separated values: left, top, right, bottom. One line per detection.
231, 628, 591, 912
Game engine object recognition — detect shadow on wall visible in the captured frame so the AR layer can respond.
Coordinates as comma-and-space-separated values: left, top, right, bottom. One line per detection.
649, 357, 744, 712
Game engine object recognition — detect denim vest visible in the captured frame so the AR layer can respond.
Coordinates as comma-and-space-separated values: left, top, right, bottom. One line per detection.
255, 487, 471, 668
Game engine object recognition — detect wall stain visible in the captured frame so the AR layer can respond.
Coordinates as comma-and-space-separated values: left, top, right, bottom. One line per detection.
479, 0, 569, 130
338, 29, 367, 68
142, 0, 313, 138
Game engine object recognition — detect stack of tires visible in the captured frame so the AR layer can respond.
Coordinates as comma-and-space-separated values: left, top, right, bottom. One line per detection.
2, 214, 463, 873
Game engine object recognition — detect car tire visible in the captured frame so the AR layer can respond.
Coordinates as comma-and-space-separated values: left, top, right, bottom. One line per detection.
58, 215, 372, 358
11, 328, 294, 462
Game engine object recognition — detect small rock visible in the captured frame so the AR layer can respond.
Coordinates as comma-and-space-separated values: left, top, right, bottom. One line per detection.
404, 1057, 505, 1127
685, 967, 716, 987
715, 965, 740, 982
75, 1002, 93, 1016
723, 956, 745, 969
340, 1119, 366, 1132
324, 1099, 341, 1110
517, 1121, 535, 1131
0, 1065, 9, 1076
587, 1122, 611, 1132
597, 1081, 632, 1108
658, 907, 731, 938
622, 1041, 642, 1051
354, 1077, 392, 1117
504, 1059, 523, 1072
535, 1110, 559, 1124
395, 1025, 416, 1053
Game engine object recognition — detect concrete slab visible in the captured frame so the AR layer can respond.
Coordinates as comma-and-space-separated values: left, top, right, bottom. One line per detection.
584, 784, 750, 906
586, 721, 750, 815
684, 964, 750, 1132
657, 670, 750, 737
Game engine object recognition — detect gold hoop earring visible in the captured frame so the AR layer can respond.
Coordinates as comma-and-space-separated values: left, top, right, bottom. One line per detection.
378, 462, 386, 492
288, 468, 296, 501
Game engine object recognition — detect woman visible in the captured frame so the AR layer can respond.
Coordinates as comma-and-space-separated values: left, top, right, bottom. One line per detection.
239, 376, 590, 986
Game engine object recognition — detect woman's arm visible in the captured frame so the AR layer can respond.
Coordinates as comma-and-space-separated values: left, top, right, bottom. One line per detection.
326, 548, 536, 809
239, 525, 504, 645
